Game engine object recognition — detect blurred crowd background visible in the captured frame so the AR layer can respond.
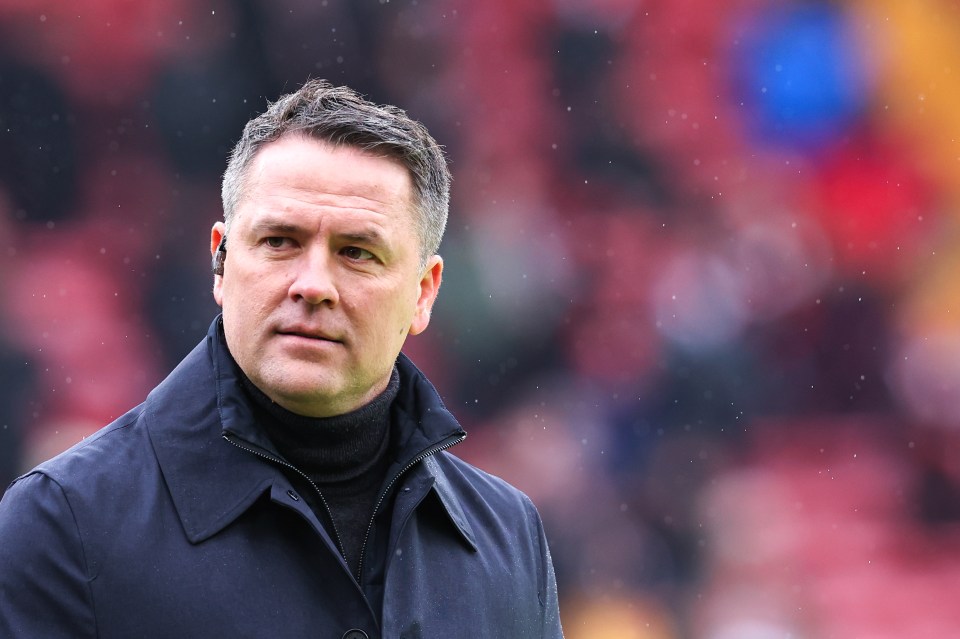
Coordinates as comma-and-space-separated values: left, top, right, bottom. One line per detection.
3, 0, 960, 636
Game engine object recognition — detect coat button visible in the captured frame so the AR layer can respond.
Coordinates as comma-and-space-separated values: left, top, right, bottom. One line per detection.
342, 631, 368, 639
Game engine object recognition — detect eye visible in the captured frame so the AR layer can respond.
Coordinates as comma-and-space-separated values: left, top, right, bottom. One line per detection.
342, 246, 376, 261
264, 237, 289, 249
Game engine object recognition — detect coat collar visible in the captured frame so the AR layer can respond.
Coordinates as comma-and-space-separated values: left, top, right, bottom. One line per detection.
146, 317, 473, 549
422, 456, 477, 551
144, 325, 274, 544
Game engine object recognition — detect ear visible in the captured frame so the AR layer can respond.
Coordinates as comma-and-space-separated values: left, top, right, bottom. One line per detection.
408, 255, 443, 336
211, 222, 227, 307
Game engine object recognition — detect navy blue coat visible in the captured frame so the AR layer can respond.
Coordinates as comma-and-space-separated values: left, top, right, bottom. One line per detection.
0, 321, 563, 638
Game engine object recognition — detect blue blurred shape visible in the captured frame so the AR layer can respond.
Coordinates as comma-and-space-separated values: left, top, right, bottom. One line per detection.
735, 3, 871, 150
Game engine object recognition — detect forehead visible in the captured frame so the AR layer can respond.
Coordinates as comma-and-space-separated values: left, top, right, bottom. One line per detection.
238, 134, 416, 226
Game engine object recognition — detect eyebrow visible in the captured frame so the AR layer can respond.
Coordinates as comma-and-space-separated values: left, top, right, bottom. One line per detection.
339, 230, 388, 247
247, 217, 390, 249
248, 218, 304, 236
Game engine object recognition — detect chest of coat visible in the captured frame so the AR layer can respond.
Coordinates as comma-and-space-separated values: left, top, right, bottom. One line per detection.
83, 481, 540, 638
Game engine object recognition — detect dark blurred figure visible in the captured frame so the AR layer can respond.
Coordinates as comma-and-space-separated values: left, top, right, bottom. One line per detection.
0, 60, 77, 224
0, 337, 31, 488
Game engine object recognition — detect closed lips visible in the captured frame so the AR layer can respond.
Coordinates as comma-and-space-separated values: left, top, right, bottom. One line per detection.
278, 329, 340, 342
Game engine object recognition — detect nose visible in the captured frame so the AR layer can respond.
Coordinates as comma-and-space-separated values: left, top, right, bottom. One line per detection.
288, 248, 340, 307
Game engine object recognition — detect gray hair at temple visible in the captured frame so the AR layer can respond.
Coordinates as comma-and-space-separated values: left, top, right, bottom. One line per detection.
220, 79, 451, 265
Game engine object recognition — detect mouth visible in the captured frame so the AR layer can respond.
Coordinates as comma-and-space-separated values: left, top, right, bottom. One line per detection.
276, 328, 342, 343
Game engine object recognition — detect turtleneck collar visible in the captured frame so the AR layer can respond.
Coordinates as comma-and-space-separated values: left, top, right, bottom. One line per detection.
238, 366, 399, 484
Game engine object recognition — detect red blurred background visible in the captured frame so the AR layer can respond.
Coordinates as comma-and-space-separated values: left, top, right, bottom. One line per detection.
3, 0, 960, 636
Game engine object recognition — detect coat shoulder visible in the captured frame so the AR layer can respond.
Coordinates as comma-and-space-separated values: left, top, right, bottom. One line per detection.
430, 449, 542, 527
436, 448, 529, 492
26, 404, 148, 489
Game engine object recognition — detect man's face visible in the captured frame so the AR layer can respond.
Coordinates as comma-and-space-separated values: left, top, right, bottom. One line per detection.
211, 134, 442, 417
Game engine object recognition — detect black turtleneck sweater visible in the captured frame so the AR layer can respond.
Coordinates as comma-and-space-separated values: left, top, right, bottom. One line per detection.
239, 369, 399, 578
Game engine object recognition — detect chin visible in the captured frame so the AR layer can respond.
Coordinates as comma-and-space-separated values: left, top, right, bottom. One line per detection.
273, 377, 342, 401
251, 363, 337, 401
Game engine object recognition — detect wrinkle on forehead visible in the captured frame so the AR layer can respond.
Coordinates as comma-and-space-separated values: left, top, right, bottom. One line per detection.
265, 189, 398, 217
248, 134, 413, 205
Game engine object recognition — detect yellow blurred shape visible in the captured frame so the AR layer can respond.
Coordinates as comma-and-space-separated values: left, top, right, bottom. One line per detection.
849, 0, 960, 202
563, 594, 677, 639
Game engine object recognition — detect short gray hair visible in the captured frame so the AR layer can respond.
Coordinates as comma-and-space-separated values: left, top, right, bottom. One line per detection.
221, 79, 450, 263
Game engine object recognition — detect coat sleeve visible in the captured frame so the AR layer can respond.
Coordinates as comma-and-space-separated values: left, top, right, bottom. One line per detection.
0, 472, 97, 638
526, 497, 564, 639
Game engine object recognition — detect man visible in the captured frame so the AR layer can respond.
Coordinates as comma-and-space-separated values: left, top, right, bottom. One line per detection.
0, 80, 563, 638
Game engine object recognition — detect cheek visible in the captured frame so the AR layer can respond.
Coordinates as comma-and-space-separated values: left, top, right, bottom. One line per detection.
227, 269, 286, 307
220, 277, 278, 340
353, 289, 415, 340
388, 289, 421, 339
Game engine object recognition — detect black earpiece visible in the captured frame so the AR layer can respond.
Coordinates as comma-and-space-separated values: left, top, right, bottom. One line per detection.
212, 236, 227, 276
